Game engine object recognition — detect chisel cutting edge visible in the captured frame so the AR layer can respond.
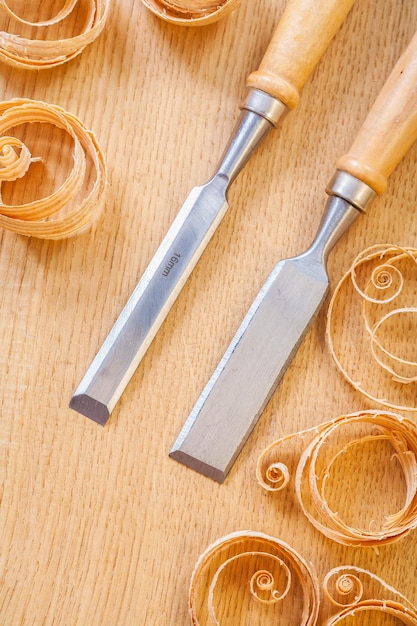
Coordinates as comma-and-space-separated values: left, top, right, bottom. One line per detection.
170, 30, 417, 482
70, 0, 355, 424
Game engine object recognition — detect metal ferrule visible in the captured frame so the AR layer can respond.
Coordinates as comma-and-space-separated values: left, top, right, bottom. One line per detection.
326, 170, 376, 212
214, 90, 288, 185
240, 88, 288, 127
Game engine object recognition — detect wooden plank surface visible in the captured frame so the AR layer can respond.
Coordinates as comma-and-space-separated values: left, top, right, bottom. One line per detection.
0, 1, 417, 623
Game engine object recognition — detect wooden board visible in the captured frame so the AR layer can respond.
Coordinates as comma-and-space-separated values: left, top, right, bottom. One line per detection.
0, 1, 416, 623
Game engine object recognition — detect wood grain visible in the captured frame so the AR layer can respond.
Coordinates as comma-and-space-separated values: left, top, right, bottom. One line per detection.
0, 1, 416, 624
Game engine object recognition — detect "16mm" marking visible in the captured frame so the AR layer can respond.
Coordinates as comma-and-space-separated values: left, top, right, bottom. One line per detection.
162, 252, 181, 277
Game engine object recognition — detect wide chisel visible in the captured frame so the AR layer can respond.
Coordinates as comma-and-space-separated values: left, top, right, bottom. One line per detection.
70, 0, 355, 424
170, 30, 417, 482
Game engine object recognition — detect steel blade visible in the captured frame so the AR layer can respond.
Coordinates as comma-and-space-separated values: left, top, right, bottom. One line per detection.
169, 252, 329, 482
70, 176, 229, 424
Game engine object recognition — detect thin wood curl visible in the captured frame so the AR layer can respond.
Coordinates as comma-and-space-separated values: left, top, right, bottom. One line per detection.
0, 0, 109, 69
326, 244, 417, 411
257, 410, 417, 547
141, 0, 241, 26
0, 98, 107, 239
189, 530, 319, 625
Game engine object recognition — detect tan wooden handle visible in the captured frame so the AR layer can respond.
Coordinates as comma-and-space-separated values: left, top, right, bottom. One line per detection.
337, 31, 417, 195
246, 0, 355, 110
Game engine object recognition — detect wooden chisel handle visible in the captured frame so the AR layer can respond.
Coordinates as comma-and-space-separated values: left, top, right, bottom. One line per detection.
337, 30, 417, 195
246, 0, 355, 110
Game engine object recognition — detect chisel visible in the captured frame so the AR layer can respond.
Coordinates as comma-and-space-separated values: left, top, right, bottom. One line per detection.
70, 0, 355, 424
170, 30, 417, 482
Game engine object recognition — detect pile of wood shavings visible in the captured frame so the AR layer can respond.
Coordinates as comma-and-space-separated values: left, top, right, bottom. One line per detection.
257, 410, 417, 547
189, 532, 417, 624
0, 99, 107, 239
326, 244, 417, 412
141, 0, 240, 26
0, 0, 109, 69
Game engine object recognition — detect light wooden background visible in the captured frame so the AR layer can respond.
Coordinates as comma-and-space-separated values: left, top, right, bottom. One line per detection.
1, 1, 417, 624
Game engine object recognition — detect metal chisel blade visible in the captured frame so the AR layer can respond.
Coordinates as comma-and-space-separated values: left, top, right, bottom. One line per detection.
70, 176, 229, 424
169, 251, 329, 482
70, 103, 278, 424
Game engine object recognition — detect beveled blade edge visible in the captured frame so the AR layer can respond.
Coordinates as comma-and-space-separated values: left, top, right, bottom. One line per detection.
169, 449, 227, 483
69, 394, 109, 425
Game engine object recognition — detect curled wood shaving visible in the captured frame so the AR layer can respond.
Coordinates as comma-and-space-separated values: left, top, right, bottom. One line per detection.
257, 410, 417, 547
0, 98, 107, 239
189, 530, 319, 625
326, 244, 417, 411
321, 565, 417, 625
0, 1, 109, 69
141, 0, 240, 26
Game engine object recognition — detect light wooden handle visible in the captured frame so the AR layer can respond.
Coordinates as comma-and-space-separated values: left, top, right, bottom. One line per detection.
246, 0, 355, 109
337, 31, 417, 195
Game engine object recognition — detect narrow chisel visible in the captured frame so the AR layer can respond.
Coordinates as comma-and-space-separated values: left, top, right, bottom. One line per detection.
70, 0, 355, 424
170, 30, 417, 482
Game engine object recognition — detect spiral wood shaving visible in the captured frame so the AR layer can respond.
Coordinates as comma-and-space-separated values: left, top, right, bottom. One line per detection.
189, 531, 320, 625
141, 0, 240, 26
189, 533, 417, 624
0, 99, 106, 239
321, 565, 417, 625
257, 410, 417, 547
0, 0, 109, 69
326, 244, 417, 412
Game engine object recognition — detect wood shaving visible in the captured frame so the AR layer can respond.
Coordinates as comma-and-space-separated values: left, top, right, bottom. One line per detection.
321, 565, 417, 624
141, 0, 240, 26
257, 410, 417, 547
0, 98, 107, 239
326, 244, 417, 411
189, 533, 417, 624
189, 530, 320, 625
0, 1, 109, 69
